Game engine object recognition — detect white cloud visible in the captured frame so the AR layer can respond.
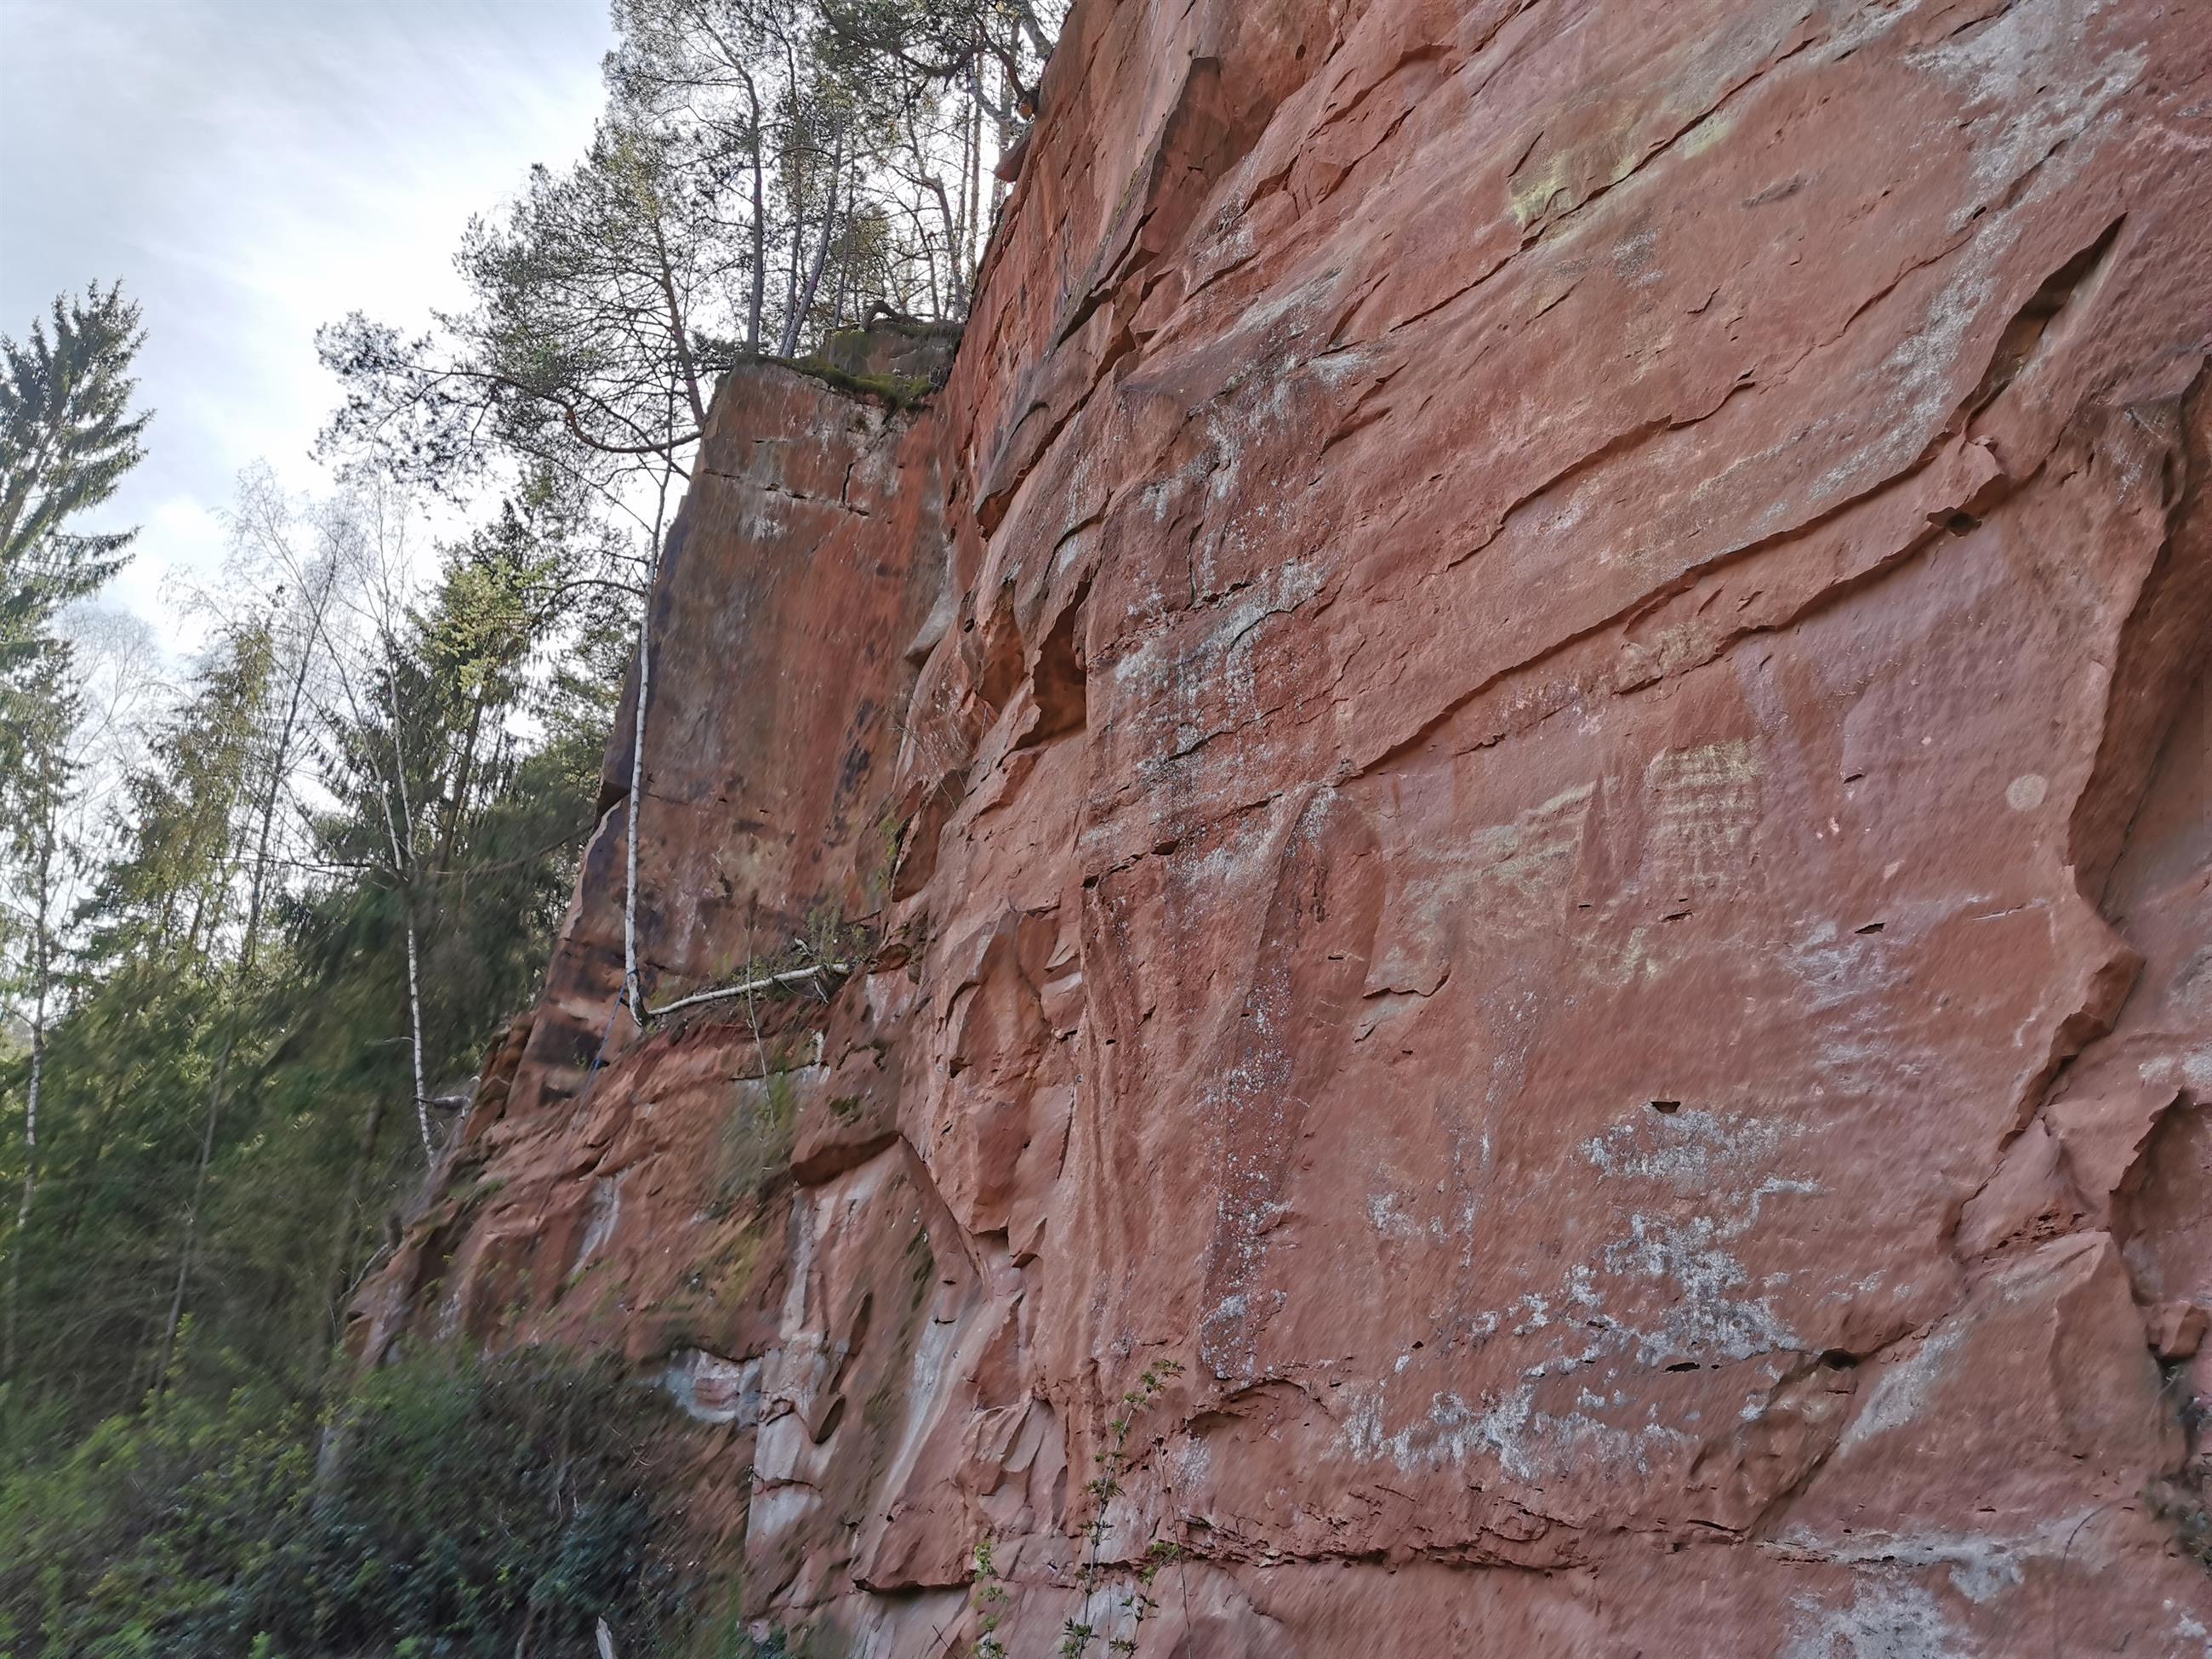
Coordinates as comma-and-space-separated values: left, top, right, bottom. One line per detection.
1, 0, 615, 662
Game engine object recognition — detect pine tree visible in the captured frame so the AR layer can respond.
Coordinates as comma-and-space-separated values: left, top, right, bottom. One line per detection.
0, 284, 151, 761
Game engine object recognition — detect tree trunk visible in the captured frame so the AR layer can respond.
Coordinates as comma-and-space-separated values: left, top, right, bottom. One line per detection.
436, 693, 485, 877
965, 66, 985, 305
924, 174, 958, 316
623, 474, 674, 1029
401, 893, 429, 1156
992, 56, 1012, 218
784, 197, 804, 354
4, 860, 49, 1381
242, 597, 319, 973
952, 107, 973, 311
154, 1024, 233, 1391
649, 212, 708, 430
745, 76, 767, 352
781, 136, 843, 357
149, 589, 318, 1388
368, 641, 433, 1162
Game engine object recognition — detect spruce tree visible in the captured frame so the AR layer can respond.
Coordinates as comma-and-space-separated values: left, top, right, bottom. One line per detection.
0, 283, 151, 774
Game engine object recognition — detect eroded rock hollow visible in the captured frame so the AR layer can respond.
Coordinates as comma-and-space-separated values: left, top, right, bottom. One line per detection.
357, 0, 2212, 1650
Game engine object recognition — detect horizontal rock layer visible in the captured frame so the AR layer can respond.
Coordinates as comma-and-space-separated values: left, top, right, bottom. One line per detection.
357, 0, 2212, 1651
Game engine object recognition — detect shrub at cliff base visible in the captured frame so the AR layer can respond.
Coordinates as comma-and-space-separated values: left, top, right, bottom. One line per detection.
0, 1346, 698, 1657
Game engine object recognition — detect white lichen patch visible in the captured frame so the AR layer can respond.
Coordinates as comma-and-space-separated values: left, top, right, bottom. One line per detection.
2169, 1604, 2209, 1648
1337, 1381, 1693, 1486
1333, 1084, 1821, 1493
571, 1173, 623, 1279
1784, 918, 1912, 1090
1782, 1577, 1966, 1659
1582, 1104, 1793, 1189
1787, 918, 1901, 1015
1366, 1188, 1424, 1242
658, 1348, 762, 1427
1112, 552, 1325, 797
1578, 1103, 1818, 1365
1834, 1325, 1965, 1455
1600, 1211, 1804, 1365
1907, 0, 2145, 206
1768, 1517, 2095, 1608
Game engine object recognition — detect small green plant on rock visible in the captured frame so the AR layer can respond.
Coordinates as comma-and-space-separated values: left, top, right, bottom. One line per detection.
713, 1068, 802, 1210
972, 1535, 1011, 1659
1058, 1358, 1185, 1658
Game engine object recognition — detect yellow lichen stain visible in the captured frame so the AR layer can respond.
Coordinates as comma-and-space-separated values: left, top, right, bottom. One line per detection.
1618, 921, 1665, 984
1676, 110, 1735, 161
710, 1224, 766, 1304
1644, 739, 1763, 892
1509, 148, 1579, 230
1369, 782, 1597, 994
1469, 781, 1598, 909
1511, 100, 1735, 234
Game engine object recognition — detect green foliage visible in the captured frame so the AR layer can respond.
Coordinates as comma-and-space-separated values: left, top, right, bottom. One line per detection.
970, 1536, 1009, 1659
0, 282, 151, 747
0, 1347, 686, 1658
82, 611, 276, 964
7, 10, 1080, 1648
0, 285, 647, 1652
783, 351, 934, 408
1060, 1360, 1184, 1658
319, 117, 732, 492
714, 1068, 802, 1211
817, 0, 1058, 110
0, 474, 626, 1433
0, 633, 79, 904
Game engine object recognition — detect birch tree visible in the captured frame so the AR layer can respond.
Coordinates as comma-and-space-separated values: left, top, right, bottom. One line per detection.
311, 488, 443, 1161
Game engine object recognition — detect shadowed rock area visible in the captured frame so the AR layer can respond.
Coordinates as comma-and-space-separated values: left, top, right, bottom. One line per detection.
356, 0, 2212, 1650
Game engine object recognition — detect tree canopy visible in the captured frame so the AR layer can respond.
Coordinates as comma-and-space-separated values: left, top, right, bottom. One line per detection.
0, 282, 150, 609
320, 0, 1064, 495
0, 282, 151, 767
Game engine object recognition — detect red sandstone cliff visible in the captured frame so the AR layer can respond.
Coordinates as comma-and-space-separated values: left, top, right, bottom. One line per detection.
356, 0, 2212, 1650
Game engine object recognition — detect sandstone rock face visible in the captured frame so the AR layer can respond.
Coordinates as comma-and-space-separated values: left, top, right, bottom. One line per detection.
360, 0, 2212, 1650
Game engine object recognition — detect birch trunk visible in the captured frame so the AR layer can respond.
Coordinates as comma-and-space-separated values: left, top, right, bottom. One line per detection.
242, 590, 322, 972
623, 470, 676, 1029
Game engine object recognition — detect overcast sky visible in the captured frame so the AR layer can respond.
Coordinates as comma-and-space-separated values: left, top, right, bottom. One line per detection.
1, 0, 615, 658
